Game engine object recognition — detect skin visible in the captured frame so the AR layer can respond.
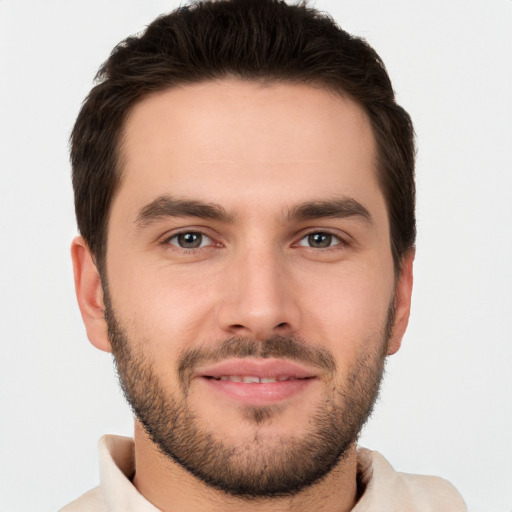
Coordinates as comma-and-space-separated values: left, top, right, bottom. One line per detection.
72, 79, 414, 512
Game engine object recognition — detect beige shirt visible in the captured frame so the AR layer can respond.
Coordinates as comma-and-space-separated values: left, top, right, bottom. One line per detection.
60, 435, 467, 511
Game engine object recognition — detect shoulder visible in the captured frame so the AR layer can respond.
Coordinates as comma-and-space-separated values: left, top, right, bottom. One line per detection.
355, 448, 467, 512
58, 486, 107, 512
397, 471, 467, 511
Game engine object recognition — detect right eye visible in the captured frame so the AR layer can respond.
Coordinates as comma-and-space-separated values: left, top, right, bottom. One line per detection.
166, 231, 213, 249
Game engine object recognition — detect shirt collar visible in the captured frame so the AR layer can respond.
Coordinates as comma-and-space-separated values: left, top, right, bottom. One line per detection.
99, 435, 159, 511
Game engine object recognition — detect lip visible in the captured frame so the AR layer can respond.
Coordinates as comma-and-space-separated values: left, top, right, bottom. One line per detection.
195, 358, 318, 379
193, 358, 318, 405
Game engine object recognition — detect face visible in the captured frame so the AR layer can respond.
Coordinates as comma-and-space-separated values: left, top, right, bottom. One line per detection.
74, 79, 413, 497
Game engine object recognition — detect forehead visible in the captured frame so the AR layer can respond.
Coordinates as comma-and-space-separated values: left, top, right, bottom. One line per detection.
113, 79, 385, 223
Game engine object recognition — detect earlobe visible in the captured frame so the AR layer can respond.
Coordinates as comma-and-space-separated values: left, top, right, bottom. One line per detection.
71, 236, 112, 353
387, 249, 415, 356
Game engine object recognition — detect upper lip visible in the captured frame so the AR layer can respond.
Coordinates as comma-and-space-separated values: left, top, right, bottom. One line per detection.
194, 358, 318, 380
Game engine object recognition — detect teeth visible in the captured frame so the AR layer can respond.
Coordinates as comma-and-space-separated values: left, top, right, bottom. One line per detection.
215, 375, 289, 383
242, 376, 260, 383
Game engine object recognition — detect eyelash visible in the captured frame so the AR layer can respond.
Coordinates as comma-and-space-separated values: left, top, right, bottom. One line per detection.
162, 229, 347, 252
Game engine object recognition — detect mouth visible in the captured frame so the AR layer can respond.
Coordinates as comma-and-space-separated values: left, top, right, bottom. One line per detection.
194, 358, 318, 405
206, 375, 310, 383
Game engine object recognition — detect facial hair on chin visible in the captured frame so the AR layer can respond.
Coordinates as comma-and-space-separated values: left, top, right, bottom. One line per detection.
104, 291, 394, 498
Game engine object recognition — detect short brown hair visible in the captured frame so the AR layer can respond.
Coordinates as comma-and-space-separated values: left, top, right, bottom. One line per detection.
71, 0, 415, 273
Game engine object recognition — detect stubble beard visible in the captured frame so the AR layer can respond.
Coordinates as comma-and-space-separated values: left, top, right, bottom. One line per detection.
105, 296, 393, 498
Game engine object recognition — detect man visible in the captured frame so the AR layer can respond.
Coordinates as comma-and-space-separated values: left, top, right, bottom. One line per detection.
62, 0, 466, 510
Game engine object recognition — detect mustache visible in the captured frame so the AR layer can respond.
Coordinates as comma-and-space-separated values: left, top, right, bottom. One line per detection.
178, 335, 337, 387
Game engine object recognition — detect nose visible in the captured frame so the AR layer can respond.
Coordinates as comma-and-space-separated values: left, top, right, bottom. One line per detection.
216, 247, 301, 341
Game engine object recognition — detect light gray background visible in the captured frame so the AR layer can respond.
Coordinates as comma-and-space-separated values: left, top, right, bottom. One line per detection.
0, 1, 511, 511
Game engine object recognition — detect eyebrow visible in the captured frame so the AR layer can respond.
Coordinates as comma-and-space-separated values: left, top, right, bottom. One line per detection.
135, 196, 234, 228
134, 195, 372, 229
286, 198, 373, 224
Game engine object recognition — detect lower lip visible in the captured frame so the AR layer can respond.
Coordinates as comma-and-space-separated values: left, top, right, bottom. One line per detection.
199, 377, 315, 406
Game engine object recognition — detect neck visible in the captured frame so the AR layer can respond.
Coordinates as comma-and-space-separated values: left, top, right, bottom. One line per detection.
132, 422, 360, 512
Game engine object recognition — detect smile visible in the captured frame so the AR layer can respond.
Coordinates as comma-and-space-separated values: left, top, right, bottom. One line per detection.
194, 359, 318, 405
208, 375, 311, 383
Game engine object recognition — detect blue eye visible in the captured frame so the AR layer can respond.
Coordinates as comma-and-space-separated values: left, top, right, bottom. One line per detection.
298, 232, 341, 248
168, 232, 212, 249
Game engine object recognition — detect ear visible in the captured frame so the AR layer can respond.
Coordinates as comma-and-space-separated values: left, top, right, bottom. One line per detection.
71, 236, 112, 353
387, 249, 414, 355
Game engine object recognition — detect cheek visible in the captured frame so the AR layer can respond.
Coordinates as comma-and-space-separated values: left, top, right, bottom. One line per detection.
106, 257, 221, 353
295, 261, 394, 358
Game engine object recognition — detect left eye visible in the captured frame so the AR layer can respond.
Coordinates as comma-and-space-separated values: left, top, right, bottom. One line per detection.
167, 232, 212, 249
297, 232, 342, 249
